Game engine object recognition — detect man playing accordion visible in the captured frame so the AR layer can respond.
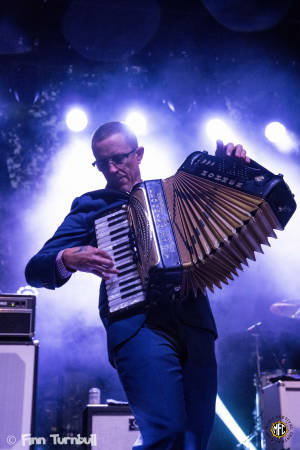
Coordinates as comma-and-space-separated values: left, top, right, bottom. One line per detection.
26, 121, 251, 449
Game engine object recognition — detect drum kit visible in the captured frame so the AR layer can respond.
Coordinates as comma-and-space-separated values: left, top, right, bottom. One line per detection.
242, 299, 300, 450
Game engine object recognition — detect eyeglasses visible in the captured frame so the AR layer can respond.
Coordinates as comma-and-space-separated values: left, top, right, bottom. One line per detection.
92, 148, 137, 172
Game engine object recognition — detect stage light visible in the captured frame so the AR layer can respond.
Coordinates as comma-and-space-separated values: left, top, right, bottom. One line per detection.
265, 122, 287, 143
125, 111, 147, 136
206, 119, 235, 143
216, 395, 257, 450
66, 108, 88, 132
264, 121, 294, 153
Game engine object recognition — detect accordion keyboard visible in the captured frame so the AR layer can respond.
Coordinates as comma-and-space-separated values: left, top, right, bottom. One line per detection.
95, 208, 145, 314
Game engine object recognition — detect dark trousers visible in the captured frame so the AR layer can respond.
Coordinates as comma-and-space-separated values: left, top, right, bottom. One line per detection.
113, 303, 217, 450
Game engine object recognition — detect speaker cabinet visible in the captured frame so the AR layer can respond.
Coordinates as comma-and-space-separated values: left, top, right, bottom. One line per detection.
83, 405, 140, 450
261, 380, 300, 449
0, 341, 38, 450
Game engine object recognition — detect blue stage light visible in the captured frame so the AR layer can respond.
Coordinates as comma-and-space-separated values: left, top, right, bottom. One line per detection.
66, 108, 88, 132
125, 111, 147, 136
206, 118, 235, 143
265, 122, 295, 153
265, 121, 286, 143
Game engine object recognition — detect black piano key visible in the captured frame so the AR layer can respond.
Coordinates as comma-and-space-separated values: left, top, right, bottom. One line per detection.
112, 241, 131, 251
119, 276, 140, 287
106, 273, 140, 290
121, 288, 144, 299
107, 212, 126, 222
97, 224, 129, 239
110, 226, 128, 236
113, 246, 131, 257
101, 235, 129, 250
108, 218, 128, 227
116, 260, 135, 270
95, 211, 125, 225
108, 292, 145, 308
111, 232, 129, 242
117, 267, 137, 277
108, 281, 142, 299
120, 283, 142, 293
114, 252, 133, 262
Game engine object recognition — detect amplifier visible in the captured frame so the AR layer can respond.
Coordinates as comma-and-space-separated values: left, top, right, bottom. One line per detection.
83, 405, 140, 450
0, 341, 38, 450
261, 380, 300, 449
0, 294, 35, 338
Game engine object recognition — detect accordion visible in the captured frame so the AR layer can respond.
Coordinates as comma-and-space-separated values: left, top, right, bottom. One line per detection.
95, 151, 296, 316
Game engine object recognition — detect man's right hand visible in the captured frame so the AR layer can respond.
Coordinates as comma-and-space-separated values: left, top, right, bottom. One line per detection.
62, 246, 119, 280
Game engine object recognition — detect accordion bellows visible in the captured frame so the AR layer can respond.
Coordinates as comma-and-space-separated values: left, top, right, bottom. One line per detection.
126, 151, 296, 298
163, 171, 280, 295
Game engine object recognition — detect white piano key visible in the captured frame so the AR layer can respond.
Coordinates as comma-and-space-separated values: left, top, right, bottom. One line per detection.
109, 293, 145, 311
113, 249, 133, 260
107, 283, 143, 300
107, 273, 141, 287
105, 272, 140, 288
98, 232, 129, 247
95, 210, 127, 225
107, 282, 143, 300
101, 236, 131, 251
95, 220, 129, 237
115, 257, 136, 268
109, 292, 145, 308
107, 284, 141, 297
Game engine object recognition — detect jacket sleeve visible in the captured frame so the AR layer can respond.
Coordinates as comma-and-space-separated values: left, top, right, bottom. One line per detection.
25, 196, 97, 290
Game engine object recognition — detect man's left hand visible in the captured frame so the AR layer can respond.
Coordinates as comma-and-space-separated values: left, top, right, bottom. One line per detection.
216, 139, 251, 164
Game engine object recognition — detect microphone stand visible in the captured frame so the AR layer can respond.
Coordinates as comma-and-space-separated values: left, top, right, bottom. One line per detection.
252, 331, 264, 450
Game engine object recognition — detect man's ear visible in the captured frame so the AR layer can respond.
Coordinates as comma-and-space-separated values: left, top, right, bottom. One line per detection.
136, 146, 144, 163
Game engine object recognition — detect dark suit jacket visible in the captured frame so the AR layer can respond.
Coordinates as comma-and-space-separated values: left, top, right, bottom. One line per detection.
25, 188, 217, 362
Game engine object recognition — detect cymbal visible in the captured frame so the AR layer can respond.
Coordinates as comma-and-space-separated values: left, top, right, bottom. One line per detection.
270, 301, 300, 319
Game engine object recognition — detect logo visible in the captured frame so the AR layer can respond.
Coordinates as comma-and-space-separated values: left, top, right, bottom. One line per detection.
270, 421, 287, 438
264, 416, 294, 445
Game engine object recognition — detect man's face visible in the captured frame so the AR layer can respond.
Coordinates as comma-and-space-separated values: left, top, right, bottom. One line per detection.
93, 133, 144, 192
